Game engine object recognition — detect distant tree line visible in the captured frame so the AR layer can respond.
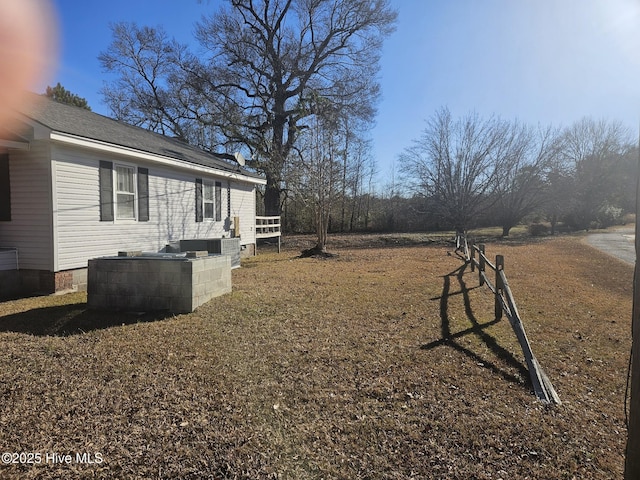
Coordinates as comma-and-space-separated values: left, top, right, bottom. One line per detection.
277, 109, 637, 237
399, 109, 636, 235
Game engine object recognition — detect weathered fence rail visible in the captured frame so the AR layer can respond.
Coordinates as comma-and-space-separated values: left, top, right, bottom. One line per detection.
456, 232, 561, 404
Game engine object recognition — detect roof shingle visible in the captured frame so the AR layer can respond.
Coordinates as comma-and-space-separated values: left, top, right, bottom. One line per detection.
20, 93, 263, 181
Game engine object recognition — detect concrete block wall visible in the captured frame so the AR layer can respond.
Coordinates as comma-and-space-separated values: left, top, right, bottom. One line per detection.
87, 254, 231, 313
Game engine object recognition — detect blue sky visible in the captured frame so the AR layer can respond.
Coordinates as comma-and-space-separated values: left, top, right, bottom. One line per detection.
40, 0, 640, 184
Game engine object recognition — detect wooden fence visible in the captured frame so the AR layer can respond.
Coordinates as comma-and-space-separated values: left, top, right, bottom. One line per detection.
455, 232, 561, 404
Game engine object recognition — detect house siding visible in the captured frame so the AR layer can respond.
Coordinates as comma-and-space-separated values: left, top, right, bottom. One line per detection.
230, 181, 257, 246
0, 142, 53, 270
52, 144, 255, 271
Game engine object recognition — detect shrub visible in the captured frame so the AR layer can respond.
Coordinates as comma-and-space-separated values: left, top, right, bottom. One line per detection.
597, 203, 624, 228
528, 223, 549, 236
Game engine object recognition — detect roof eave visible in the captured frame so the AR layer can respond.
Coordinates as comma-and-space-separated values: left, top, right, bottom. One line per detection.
49, 131, 267, 185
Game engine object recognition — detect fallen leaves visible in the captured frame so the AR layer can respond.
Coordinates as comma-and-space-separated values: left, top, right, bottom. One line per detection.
0, 233, 633, 479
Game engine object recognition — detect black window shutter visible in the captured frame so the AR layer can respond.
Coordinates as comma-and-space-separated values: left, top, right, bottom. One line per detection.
99, 160, 113, 221
137, 167, 149, 221
215, 181, 222, 222
0, 154, 11, 221
195, 178, 203, 222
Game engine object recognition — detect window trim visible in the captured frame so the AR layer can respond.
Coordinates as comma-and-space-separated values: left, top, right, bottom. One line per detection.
99, 161, 149, 223
203, 181, 215, 220
196, 178, 222, 222
114, 163, 137, 222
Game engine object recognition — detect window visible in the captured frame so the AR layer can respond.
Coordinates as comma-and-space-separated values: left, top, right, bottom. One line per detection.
195, 179, 221, 222
115, 165, 136, 219
99, 162, 149, 222
203, 182, 214, 219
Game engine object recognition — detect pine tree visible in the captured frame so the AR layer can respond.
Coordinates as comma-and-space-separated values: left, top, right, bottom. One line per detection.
43, 83, 91, 110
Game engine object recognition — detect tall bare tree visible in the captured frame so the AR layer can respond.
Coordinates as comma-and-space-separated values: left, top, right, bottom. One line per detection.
99, 24, 191, 140
345, 136, 376, 231
100, 1, 397, 216
286, 94, 344, 253
399, 108, 508, 232
493, 123, 562, 236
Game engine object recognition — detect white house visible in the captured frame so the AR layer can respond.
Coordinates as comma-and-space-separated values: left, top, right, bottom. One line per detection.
0, 94, 266, 297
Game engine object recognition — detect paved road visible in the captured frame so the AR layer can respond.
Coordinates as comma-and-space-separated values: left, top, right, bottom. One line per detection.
584, 227, 636, 265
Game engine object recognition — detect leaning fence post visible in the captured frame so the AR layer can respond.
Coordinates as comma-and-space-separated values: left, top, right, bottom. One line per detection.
478, 244, 486, 286
470, 242, 476, 272
495, 255, 504, 320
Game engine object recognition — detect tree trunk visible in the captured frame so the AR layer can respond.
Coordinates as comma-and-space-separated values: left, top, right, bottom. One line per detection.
502, 225, 512, 237
264, 95, 289, 217
339, 125, 350, 232
264, 181, 281, 216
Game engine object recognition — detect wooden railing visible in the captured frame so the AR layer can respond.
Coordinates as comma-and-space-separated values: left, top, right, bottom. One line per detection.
455, 232, 561, 404
255, 216, 281, 253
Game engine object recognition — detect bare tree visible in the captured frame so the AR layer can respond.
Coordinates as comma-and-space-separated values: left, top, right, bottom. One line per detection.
100, 1, 397, 216
543, 161, 574, 235
99, 24, 193, 141
195, 0, 395, 215
493, 123, 562, 236
288, 98, 342, 253
560, 117, 632, 229
399, 108, 507, 232
346, 137, 376, 231
334, 117, 373, 232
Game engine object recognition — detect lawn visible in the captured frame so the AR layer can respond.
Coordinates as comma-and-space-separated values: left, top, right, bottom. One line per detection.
0, 233, 633, 479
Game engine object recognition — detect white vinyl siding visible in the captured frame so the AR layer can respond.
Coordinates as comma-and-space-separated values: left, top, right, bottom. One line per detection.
0, 142, 54, 270
52, 144, 256, 270
230, 181, 256, 246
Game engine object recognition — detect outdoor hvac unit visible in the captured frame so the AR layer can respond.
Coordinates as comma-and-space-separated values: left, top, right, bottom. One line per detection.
179, 238, 241, 268
0, 248, 18, 271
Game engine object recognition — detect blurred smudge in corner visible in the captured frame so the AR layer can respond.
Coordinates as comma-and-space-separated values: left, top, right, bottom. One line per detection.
0, 0, 59, 130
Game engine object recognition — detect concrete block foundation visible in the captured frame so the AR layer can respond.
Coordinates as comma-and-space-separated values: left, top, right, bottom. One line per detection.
87, 253, 231, 313
0, 268, 88, 299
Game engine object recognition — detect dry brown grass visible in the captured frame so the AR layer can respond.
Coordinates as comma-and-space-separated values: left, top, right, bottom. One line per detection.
0, 234, 632, 479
